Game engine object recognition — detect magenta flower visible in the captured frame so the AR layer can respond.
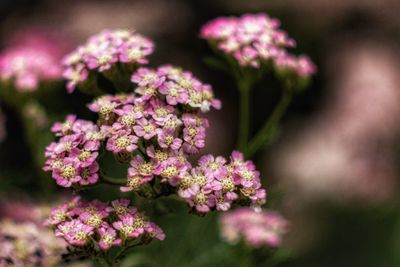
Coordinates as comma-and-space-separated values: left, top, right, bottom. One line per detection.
63, 29, 154, 92
0, 33, 65, 91
63, 220, 94, 246
157, 128, 182, 150
98, 224, 122, 250
158, 81, 189, 105
146, 222, 166, 240
46, 204, 69, 226
198, 154, 227, 178
79, 162, 100, 186
131, 67, 165, 88
147, 99, 175, 123
52, 158, 82, 187
200, 13, 296, 69
111, 199, 137, 218
112, 214, 146, 239
133, 118, 158, 140
51, 115, 77, 136
155, 157, 188, 186
185, 184, 216, 213
128, 155, 156, 179
88, 95, 120, 122
106, 129, 138, 153
275, 53, 317, 78
64, 63, 88, 93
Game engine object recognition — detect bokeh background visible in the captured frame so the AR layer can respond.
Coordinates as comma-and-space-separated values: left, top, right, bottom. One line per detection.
1, 0, 400, 266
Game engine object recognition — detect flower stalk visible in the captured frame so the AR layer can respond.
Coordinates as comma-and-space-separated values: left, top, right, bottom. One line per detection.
247, 90, 292, 157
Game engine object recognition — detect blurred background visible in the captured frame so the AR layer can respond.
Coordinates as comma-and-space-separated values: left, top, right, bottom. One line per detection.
1, 0, 400, 266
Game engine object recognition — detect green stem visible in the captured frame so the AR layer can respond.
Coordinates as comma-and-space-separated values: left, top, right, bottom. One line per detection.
247, 90, 293, 157
100, 173, 126, 186
113, 241, 145, 264
237, 80, 252, 154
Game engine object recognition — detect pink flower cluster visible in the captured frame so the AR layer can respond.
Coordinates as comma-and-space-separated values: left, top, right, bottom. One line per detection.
0, 40, 63, 91
275, 54, 316, 78
220, 208, 288, 248
47, 198, 164, 251
63, 29, 154, 92
44, 115, 104, 188
178, 152, 266, 213
200, 13, 316, 77
0, 220, 68, 267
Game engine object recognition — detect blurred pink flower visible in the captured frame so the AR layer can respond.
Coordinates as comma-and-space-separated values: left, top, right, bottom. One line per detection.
274, 41, 400, 202
220, 208, 289, 248
0, 30, 66, 91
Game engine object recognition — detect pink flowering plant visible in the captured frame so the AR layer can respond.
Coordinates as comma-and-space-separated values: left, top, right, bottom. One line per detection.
46, 197, 164, 265
201, 13, 316, 156
43, 28, 268, 266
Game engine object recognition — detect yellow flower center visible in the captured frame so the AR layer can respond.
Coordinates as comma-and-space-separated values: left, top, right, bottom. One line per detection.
161, 165, 178, 178
194, 192, 207, 205
75, 231, 88, 241
85, 214, 102, 228
99, 105, 114, 115
188, 127, 198, 137
127, 176, 142, 191
139, 163, 154, 176
221, 178, 235, 192
143, 124, 155, 133
116, 136, 131, 148
61, 166, 76, 179
165, 135, 174, 145
155, 150, 168, 161
79, 150, 91, 161
121, 115, 135, 126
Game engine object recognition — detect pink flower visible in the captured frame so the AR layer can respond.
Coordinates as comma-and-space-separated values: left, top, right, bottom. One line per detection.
46, 204, 69, 226
220, 208, 288, 248
146, 222, 166, 240
63, 220, 94, 246
198, 154, 227, 178
98, 224, 122, 250
131, 67, 165, 88
155, 157, 188, 186
51, 115, 77, 136
128, 155, 156, 179
79, 162, 100, 186
158, 81, 188, 105
63, 29, 154, 92
106, 129, 138, 153
200, 12, 316, 82
111, 199, 137, 218
157, 128, 182, 150
0, 33, 64, 91
133, 118, 158, 140
112, 214, 146, 239
52, 158, 82, 187
185, 184, 216, 213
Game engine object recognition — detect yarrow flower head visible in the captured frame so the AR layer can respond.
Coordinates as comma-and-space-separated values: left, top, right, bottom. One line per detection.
178, 151, 266, 214
0, 34, 64, 91
47, 198, 164, 254
63, 29, 154, 92
43, 115, 104, 188
200, 13, 316, 81
220, 208, 288, 248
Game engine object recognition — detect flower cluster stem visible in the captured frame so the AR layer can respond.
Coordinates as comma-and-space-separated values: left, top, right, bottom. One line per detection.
100, 173, 126, 186
246, 90, 292, 157
237, 79, 252, 154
